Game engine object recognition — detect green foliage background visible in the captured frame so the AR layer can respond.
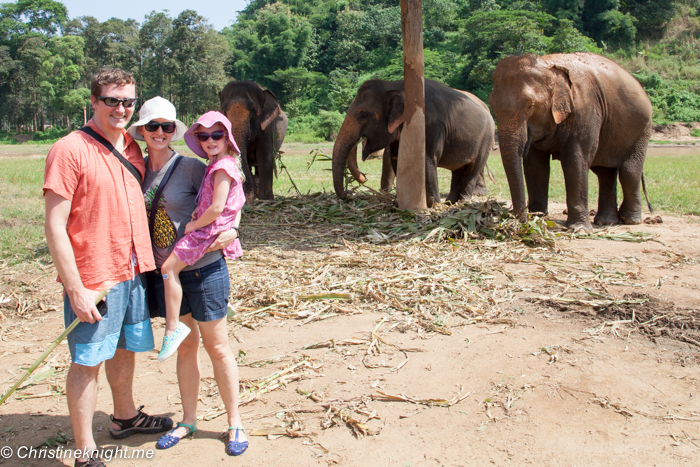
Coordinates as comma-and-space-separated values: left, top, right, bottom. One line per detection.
1, 0, 699, 142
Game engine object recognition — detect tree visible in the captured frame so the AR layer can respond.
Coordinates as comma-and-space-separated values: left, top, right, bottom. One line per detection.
40, 35, 88, 129
542, 0, 585, 29
223, 2, 314, 88
0, 0, 67, 130
139, 11, 175, 101
620, 0, 678, 40
549, 18, 601, 54
18, 36, 48, 130
0, 0, 67, 42
267, 67, 325, 118
328, 68, 359, 112
169, 10, 230, 123
454, 9, 555, 90
581, 0, 636, 48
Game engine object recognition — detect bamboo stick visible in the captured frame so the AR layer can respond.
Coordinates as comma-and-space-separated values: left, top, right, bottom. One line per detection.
0, 289, 109, 405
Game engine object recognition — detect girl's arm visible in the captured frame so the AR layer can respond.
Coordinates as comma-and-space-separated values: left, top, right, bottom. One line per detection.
185, 168, 233, 234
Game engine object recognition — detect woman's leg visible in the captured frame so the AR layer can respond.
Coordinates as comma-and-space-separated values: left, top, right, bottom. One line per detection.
160, 254, 189, 335
168, 313, 201, 438
198, 318, 246, 443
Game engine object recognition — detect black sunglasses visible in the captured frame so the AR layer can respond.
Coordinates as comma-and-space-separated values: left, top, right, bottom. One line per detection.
195, 131, 226, 142
144, 121, 176, 134
97, 96, 137, 108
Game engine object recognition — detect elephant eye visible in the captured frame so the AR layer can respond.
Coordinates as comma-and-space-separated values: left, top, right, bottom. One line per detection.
357, 110, 370, 120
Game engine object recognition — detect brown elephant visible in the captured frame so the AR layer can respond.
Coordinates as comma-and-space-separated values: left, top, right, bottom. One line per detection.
334, 79, 494, 206
489, 53, 653, 230
219, 80, 288, 204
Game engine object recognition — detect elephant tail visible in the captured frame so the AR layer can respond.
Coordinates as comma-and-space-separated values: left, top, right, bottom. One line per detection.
641, 172, 653, 214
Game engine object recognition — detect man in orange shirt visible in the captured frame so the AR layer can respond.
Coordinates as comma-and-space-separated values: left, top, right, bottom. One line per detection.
44, 68, 172, 467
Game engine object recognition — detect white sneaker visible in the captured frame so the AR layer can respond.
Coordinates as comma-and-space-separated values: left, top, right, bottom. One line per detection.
157, 322, 190, 362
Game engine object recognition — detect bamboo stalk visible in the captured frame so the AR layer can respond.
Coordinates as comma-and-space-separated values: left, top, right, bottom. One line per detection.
0, 289, 109, 405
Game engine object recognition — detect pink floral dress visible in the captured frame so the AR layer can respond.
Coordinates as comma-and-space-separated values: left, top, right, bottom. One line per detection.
172, 156, 245, 266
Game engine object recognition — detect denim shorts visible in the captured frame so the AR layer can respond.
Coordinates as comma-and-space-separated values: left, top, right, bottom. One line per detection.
64, 274, 155, 367
152, 257, 230, 322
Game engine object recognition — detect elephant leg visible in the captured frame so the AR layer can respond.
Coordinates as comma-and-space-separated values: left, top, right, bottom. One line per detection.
591, 166, 620, 225
618, 156, 644, 225
380, 148, 395, 192
253, 171, 260, 197
523, 149, 550, 216
446, 165, 470, 204
473, 169, 487, 196
466, 146, 491, 198
425, 155, 441, 207
256, 133, 275, 200
559, 146, 592, 230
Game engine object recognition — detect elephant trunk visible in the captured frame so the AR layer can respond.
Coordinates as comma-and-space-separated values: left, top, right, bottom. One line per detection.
498, 119, 530, 222
347, 145, 366, 184
232, 126, 254, 206
225, 104, 255, 205
332, 117, 362, 199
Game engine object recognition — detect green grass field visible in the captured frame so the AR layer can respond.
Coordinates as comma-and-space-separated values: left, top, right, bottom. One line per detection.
1, 143, 698, 262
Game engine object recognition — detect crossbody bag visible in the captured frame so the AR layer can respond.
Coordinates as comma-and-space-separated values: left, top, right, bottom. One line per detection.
79, 126, 143, 185
144, 154, 183, 317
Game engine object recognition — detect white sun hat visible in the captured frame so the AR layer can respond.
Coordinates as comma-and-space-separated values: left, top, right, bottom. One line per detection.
127, 96, 188, 142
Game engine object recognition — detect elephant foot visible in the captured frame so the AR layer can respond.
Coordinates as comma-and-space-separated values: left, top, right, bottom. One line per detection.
619, 210, 642, 225
528, 204, 548, 217
565, 219, 592, 232
446, 195, 469, 205
473, 187, 487, 197
593, 211, 620, 226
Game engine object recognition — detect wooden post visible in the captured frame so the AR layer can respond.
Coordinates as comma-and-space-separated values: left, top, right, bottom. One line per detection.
397, 0, 427, 210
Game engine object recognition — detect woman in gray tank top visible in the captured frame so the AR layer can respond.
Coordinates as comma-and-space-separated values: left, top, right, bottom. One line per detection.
128, 97, 248, 456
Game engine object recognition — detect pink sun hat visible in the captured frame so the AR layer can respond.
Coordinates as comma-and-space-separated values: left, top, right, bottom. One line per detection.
184, 111, 240, 159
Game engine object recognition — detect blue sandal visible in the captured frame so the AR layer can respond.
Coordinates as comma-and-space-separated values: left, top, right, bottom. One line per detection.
225, 426, 248, 456
156, 422, 197, 450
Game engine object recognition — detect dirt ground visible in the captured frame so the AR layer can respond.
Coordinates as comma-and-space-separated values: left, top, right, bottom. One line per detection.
1, 145, 700, 467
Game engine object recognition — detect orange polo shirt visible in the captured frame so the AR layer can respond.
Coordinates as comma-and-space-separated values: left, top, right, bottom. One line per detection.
43, 120, 155, 291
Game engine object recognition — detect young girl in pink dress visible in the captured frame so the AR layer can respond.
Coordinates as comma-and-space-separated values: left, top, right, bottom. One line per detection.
158, 111, 246, 362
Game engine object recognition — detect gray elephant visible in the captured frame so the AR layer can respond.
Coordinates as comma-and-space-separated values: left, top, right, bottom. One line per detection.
219, 80, 288, 204
333, 79, 495, 206
489, 53, 652, 230
357, 89, 493, 195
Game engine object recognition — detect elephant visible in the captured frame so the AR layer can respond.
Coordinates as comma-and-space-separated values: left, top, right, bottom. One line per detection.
219, 80, 288, 204
351, 89, 493, 195
333, 79, 495, 207
489, 53, 653, 230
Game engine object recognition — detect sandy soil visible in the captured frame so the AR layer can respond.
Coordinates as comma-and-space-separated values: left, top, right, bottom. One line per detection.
1, 146, 699, 467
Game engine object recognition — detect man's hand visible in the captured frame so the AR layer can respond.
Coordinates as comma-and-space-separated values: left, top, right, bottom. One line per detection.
206, 228, 238, 253
67, 287, 103, 323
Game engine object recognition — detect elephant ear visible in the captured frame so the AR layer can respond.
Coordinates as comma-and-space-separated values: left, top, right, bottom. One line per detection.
261, 89, 282, 131
385, 90, 405, 135
550, 66, 573, 125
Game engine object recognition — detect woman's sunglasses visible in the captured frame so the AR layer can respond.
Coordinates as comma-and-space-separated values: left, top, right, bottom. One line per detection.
144, 121, 176, 134
97, 96, 137, 108
195, 131, 226, 142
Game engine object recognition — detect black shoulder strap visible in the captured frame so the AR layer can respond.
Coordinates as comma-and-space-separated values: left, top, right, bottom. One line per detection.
148, 155, 183, 237
79, 126, 143, 185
